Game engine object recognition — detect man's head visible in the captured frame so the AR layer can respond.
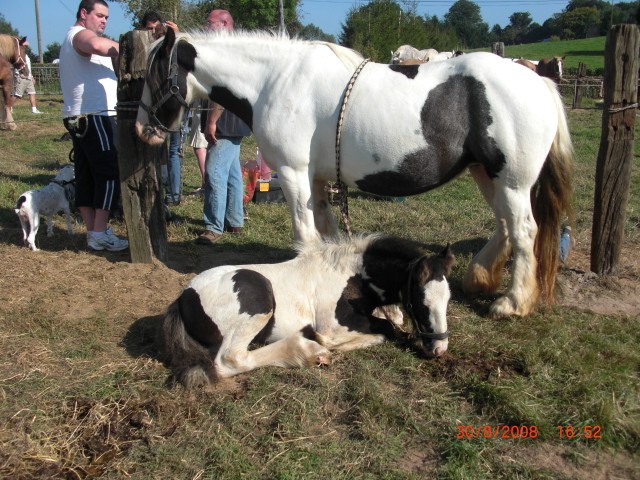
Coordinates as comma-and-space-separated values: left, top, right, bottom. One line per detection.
76, 0, 110, 34
204, 10, 234, 32
140, 10, 166, 39
141, 11, 164, 31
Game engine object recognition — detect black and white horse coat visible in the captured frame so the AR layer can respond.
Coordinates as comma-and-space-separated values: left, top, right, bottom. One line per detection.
160, 235, 454, 388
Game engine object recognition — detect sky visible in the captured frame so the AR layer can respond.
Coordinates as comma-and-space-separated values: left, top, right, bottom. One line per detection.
2, 0, 571, 57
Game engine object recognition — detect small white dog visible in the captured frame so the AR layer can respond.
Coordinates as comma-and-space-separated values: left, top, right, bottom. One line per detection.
15, 164, 75, 251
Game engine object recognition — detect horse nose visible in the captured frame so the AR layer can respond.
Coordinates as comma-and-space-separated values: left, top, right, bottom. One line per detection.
423, 340, 447, 358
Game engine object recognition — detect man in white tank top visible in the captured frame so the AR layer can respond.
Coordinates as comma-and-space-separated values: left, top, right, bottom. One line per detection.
59, 0, 128, 252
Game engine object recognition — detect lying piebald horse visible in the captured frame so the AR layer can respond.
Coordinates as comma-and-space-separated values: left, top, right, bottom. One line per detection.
159, 234, 455, 387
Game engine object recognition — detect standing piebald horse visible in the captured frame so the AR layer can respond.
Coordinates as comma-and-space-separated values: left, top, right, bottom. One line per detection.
135, 29, 573, 319
0, 35, 28, 131
160, 234, 455, 387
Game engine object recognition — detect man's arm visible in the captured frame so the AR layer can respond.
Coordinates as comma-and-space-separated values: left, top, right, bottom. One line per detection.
204, 103, 225, 145
72, 29, 119, 59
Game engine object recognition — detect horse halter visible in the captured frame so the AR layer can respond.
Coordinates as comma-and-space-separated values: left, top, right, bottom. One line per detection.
11, 36, 26, 71
138, 42, 189, 133
401, 256, 449, 342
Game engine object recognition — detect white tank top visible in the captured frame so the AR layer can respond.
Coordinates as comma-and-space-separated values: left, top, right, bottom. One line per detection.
60, 26, 117, 117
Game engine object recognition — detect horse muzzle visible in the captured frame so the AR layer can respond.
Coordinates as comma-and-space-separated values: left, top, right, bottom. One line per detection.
134, 121, 166, 146
422, 338, 448, 358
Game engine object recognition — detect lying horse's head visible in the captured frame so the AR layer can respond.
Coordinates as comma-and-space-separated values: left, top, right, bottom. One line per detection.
135, 28, 196, 146
401, 245, 455, 358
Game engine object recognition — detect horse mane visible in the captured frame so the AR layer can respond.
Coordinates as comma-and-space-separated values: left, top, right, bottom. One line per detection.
0, 35, 16, 60
178, 29, 364, 70
294, 233, 425, 272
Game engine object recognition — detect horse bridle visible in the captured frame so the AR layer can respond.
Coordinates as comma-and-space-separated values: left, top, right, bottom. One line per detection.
11, 36, 27, 71
401, 256, 449, 342
138, 42, 189, 133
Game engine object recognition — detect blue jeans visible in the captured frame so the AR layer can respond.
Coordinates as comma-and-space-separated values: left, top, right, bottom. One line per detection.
203, 136, 244, 234
165, 131, 182, 204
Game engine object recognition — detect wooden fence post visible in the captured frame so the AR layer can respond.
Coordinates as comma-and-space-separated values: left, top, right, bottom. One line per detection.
591, 24, 639, 275
572, 62, 587, 109
117, 30, 168, 263
491, 42, 504, 57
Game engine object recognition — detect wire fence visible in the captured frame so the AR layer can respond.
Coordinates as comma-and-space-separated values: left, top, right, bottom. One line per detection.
32, 65, 62, 96
30, 65, 631, 105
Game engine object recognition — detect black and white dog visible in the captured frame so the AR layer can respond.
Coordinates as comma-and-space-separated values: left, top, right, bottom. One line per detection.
15, 164, 75, 251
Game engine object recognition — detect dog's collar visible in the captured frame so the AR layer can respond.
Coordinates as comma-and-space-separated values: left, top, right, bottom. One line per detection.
51, 179, 75, 187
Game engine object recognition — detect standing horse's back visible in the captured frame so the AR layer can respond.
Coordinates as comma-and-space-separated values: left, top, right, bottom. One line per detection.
338, 52, 559, 195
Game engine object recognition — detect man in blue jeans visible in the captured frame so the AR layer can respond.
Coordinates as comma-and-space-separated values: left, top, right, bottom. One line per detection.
196, 9, 251, 245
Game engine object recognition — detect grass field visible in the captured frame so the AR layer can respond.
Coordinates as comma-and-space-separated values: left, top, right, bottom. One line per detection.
471, 36, 607, 73
0, 93, 638, 479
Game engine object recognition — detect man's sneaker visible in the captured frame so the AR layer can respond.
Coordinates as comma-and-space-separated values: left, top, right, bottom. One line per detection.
88, 227, 129, 251
31, 109, 43, 114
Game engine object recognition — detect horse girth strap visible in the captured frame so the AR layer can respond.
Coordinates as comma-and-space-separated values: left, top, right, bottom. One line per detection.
402, 256, 450, 342
332, 58, 370, 238
139, 43, 189, 133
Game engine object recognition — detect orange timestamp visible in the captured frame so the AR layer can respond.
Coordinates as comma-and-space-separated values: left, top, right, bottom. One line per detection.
557, 425, 602, 439
455, 425, 603, 440
456, 425, 539, 439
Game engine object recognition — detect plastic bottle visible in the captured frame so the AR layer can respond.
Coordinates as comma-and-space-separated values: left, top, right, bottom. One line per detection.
559, 226, 571, 263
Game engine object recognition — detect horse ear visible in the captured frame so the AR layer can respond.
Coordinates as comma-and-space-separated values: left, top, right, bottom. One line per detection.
20, 37, 27, 45
160, 27, 176, 57
439, 244, 455, 274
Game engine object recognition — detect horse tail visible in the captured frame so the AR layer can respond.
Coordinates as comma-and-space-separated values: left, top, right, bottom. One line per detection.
159, 299, 217, 388
532, 78, 574, 305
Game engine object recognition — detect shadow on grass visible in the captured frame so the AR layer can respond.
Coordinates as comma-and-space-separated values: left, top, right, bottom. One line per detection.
121, 314, 163, 359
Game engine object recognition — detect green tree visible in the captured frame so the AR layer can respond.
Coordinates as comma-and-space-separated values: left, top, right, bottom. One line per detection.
43, 42, 61, 63
554, 7, 601, 39
340, 0, 421, 61
296, 23, 335, 42
501, 11, 532, 44
112, 0, 300, 31
444, 0, 489, 48
0, 13, 20, 36
339, 1, 458, 62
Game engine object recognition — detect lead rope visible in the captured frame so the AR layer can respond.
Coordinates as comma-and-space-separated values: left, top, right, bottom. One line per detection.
330, 57, 370, 238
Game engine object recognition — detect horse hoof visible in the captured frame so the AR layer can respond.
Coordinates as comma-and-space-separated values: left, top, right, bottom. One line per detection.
316, 352, 331, 367
489, 296, 518, 319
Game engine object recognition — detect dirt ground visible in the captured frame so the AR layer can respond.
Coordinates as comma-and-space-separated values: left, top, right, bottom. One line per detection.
0, 226, 638, 479
2, 228, 638, 332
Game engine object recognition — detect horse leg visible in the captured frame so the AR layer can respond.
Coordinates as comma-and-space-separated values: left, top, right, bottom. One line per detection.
312, 178, 338, 237
0, 81, 16, 131
216, 326, 330, 379
463, 165, 511, 296
488, 188, 539, 318
277, 165, 321, 243
314, 330, 387, 352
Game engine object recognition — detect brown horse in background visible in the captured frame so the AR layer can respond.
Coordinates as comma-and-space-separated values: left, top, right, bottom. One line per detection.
537, 56, 564, 83
514, 58, 537, 73
0, 35, 28, 131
